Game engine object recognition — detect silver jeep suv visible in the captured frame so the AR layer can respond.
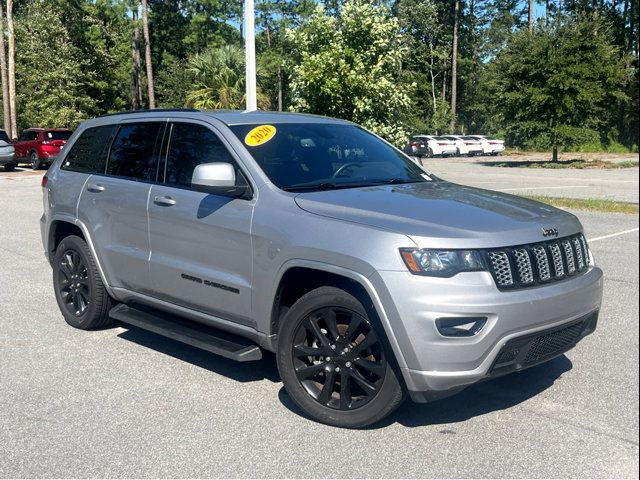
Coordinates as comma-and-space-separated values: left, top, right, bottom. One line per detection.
41, 110, 603, 428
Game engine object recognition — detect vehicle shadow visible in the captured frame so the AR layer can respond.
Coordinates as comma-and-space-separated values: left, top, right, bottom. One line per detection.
114, 323, 281, 383
387, 355, 573, 429
113, 322, 572, 429
278, 355, 573, 429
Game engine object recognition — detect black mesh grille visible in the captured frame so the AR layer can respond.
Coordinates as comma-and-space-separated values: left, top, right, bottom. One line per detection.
523, 322, 584, 364
490, 313, 597, 376
485, 234, 590, 290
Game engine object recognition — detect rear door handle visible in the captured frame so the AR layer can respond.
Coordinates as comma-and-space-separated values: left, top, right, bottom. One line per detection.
153, 195, 176, 207
87, 183, 105, 193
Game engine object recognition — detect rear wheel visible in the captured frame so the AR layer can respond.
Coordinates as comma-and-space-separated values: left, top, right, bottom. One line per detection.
426, 147, 433, 158
456, 148, 461, 156
277, 286, 404, 428
52, 235, 113, 330
3, 162, 15, 171
30, 151, 41, 170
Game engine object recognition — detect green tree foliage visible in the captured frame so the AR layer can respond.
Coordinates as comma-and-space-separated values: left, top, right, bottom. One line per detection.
3, 0, 637, 152
186, 45, 269, 109
288, 1, 413, 145
14, 0, 97, 129
491, 17, 628, 150
156, 53, 192, 108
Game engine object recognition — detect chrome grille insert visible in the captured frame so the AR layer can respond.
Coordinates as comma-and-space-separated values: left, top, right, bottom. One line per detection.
562, 240, 576, 274
580, 236, 590, 264
572, 237, 585, 269
485, 234, 589, 290
488, 251, 514, 287
532, 245, 551, 281
549, 243, 565, 278
513, 248, 534, 284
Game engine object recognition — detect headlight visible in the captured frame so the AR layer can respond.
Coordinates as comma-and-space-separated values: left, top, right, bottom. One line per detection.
400, 248, 485, 277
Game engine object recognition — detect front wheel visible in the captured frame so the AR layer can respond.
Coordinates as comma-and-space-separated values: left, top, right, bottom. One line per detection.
52, 235, 113, 330
277, 287, 404, 428
3, 162, 16, 171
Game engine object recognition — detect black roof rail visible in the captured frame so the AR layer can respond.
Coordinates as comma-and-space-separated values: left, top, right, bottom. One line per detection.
96, 108, 200, 118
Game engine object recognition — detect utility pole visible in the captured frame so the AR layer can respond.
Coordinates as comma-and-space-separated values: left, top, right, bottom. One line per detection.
0, 2, 11, 134
245, 0, 257, 111
449, 0, 459, 133
7, 0, 17, 139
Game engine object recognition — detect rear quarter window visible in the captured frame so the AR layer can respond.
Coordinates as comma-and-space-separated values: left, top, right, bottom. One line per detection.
61, 125, 116, 174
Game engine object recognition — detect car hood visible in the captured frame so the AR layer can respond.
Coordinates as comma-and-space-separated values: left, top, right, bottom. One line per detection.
294, 181, 582, 249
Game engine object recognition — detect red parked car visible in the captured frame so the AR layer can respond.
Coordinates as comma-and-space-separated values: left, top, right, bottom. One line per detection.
14, 128, 73, 169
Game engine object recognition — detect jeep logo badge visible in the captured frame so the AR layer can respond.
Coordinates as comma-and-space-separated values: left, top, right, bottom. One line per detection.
542, 227, 559, 237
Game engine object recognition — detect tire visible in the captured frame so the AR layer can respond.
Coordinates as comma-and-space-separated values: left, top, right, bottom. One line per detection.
30, 151, 41, 170
52, 235, 113, 330
491, 152, 499, 156
3, 162, 15, 172
277, 286, 405, 428
456, 148, 461, 157
427, 147, 433, 158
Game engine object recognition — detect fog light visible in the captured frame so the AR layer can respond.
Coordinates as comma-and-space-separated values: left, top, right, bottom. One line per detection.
436, 317, 487, 337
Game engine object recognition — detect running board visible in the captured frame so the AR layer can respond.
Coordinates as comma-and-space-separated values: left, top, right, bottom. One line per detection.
109, 304, 262, 362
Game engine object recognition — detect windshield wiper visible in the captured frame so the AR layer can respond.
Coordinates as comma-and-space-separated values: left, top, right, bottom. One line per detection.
375, 178, 425, 185
283, 182, 377, 192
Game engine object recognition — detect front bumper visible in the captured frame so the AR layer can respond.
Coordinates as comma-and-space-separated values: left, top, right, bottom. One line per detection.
0, 153, 16, 165
370, 265, 603, 401
434, 147, 457, 156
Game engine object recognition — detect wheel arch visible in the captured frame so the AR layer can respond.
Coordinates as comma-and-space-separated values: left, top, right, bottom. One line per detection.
47, 216, 114, 297
269, 260, 409, 371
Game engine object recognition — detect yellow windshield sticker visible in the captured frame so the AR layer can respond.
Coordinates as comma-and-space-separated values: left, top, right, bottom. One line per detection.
245, 125, 276, 147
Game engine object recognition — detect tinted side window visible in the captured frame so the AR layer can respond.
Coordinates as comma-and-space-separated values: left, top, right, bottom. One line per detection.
107, 123, 163, 181
18, 131, 36, 142
165, 123, 236, 188
61, 126, 115, 174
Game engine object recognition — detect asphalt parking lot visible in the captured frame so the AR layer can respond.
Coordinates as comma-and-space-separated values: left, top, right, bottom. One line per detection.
1, 171, 638, 478
419, 154, 639, 203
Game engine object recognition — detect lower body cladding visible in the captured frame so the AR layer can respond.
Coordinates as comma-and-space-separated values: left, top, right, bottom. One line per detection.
370, 266, 603, 402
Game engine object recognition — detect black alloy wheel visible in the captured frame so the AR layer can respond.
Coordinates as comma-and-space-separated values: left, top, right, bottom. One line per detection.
52, 235, 113, 329
292, 306, 387, 410
277, 286, 405, 428
57, 248, 91, 316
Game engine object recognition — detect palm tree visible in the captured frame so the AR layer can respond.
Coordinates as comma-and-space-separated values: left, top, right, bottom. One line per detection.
186, 45, 268, 110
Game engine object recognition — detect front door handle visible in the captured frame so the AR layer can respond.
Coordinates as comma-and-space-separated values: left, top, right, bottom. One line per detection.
153, 195, 176, 207
87, 183, 105, 193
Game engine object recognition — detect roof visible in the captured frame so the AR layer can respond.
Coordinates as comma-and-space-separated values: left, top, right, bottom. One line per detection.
93, 109, 349, 126
24, 127, 73, 131
203, 110, 348, 126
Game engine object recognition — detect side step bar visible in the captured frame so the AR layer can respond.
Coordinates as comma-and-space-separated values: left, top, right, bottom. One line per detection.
109, 304, 262, 362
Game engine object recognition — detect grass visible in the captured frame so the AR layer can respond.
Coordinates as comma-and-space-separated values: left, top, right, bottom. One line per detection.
524, 195, 639, 214
493, 159, 639, 169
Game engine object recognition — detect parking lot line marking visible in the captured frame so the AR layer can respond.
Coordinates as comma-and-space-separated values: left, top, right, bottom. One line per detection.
497, 185, 590, 192
588, 228, 639, 243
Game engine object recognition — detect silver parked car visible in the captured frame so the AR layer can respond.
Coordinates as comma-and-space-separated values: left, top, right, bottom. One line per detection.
41, 110, 603, 428
0, 129, 16, 171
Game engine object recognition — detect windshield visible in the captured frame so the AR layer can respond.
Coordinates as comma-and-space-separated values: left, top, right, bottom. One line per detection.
46, 131, 72, 141
230, 123, 431, 191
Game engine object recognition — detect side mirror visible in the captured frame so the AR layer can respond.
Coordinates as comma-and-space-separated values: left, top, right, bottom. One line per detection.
191, 162, 250, 198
